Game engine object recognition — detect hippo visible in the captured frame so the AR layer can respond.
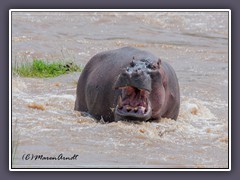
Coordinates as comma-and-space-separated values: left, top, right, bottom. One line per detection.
74, 47, 180, 122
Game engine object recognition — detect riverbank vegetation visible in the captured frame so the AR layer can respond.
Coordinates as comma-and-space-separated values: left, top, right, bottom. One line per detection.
13, 59, 82, 78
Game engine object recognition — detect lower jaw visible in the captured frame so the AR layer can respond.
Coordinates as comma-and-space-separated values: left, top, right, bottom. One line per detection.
114, 108, 152, 122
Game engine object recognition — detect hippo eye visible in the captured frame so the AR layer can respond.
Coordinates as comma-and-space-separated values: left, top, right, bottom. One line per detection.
152, 65, 157, 69
147, 64, 156, 70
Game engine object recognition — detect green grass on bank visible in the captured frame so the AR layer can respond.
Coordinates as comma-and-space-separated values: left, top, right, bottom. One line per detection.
13, 59, 82, 78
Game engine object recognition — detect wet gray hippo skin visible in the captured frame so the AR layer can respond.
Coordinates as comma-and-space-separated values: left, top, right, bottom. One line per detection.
74, 47, 180, 122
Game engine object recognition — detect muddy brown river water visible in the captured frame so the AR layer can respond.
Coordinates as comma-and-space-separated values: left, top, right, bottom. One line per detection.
11, 11, 229, 169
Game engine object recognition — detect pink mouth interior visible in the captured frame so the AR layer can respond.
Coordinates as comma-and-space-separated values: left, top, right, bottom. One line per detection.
117, 86, 149, 115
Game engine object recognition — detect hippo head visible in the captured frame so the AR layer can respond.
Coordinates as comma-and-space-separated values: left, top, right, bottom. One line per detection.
114, 58, 162, 121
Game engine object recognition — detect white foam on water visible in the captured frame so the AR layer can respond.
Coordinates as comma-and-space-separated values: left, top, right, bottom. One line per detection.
99, 96, 227, 152
180, 97, 216, 120
12, 77, 27, 93
48, 94, 75, 101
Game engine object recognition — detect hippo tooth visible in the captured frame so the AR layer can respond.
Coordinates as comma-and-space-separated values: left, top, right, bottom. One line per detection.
126, 105, 132, 110
138, 106, 146, 114
118, 96, 123, 108
134, 107, 138, 113
139, 106, 145, 110
110, 108, 115, 112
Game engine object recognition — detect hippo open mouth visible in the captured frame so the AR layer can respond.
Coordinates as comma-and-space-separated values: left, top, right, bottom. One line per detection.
113, 59, 155, 121
75, 47, 180, 122
115, 86, 152, 121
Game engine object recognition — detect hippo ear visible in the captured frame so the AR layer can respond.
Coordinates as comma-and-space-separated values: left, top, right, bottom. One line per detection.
157, 58, 161, 68
130, 59, 136, 67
